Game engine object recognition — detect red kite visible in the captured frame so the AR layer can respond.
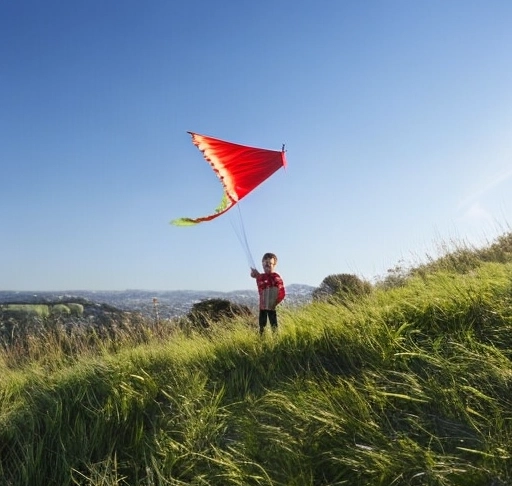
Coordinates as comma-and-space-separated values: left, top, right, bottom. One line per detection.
171, 132, 286, 226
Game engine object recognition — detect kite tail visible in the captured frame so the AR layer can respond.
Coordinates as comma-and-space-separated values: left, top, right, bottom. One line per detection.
230, 204, 256, 269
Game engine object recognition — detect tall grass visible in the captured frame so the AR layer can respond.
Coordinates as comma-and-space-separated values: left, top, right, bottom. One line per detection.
1, 233, 512, 485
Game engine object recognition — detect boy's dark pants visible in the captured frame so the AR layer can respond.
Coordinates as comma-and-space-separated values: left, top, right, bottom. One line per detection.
259, 309, 277, 334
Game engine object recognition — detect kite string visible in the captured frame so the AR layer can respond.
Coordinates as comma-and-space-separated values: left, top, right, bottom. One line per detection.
230, 204, 256, 269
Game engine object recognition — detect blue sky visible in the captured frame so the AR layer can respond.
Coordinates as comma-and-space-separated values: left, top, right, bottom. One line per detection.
2, 1, 512, 292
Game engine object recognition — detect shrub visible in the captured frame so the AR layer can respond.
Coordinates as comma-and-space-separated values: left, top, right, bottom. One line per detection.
2, 304, 50, 319
67, 303, 84, 317
312, 273, 372, 303
376, 261, 411, 290
187, 298, 252, 328
51, 304, 71, 317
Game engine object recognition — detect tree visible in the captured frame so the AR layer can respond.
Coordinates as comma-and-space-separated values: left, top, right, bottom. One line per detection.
312, 273, 372, 303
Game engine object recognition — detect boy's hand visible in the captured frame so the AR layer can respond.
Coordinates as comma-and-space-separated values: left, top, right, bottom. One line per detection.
250, 268, 259, 278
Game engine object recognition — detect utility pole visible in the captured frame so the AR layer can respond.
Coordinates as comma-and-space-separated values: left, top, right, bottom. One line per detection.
152, 297, 160, 325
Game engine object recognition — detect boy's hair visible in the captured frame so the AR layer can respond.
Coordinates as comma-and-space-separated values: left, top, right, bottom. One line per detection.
262, 252, 278, 262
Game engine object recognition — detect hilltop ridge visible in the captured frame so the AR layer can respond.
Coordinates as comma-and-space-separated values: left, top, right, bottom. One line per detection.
2, 233, 512, 484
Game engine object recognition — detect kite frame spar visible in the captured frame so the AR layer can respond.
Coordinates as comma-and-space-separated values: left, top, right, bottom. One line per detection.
171, 132, 287, 226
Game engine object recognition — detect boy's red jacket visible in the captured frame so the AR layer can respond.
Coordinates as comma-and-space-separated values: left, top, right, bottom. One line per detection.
256, 272, 285, 310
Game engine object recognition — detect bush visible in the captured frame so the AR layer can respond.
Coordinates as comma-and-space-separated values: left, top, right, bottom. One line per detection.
51, 304, 71, 317
2, 304, 50, 319
67, 303, 84, 317
187, 298, 252, 328
312, 273, 372, 303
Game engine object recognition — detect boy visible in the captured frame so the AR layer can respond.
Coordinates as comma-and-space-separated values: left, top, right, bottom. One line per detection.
250, 252, 286, 335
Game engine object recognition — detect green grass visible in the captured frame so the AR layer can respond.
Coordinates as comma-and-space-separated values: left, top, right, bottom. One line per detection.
1, 234, 512, 485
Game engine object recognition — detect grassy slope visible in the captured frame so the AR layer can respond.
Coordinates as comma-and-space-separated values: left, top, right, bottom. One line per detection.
1, 253, 512, 484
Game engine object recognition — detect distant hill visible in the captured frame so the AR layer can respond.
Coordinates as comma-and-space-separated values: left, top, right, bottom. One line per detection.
0, 284, 315, 319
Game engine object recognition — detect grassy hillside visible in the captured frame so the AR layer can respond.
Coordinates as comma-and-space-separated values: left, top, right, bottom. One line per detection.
1, 235, 512, 485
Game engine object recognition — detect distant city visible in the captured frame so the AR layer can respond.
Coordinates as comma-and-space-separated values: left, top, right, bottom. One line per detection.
0, 284, 315, 319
